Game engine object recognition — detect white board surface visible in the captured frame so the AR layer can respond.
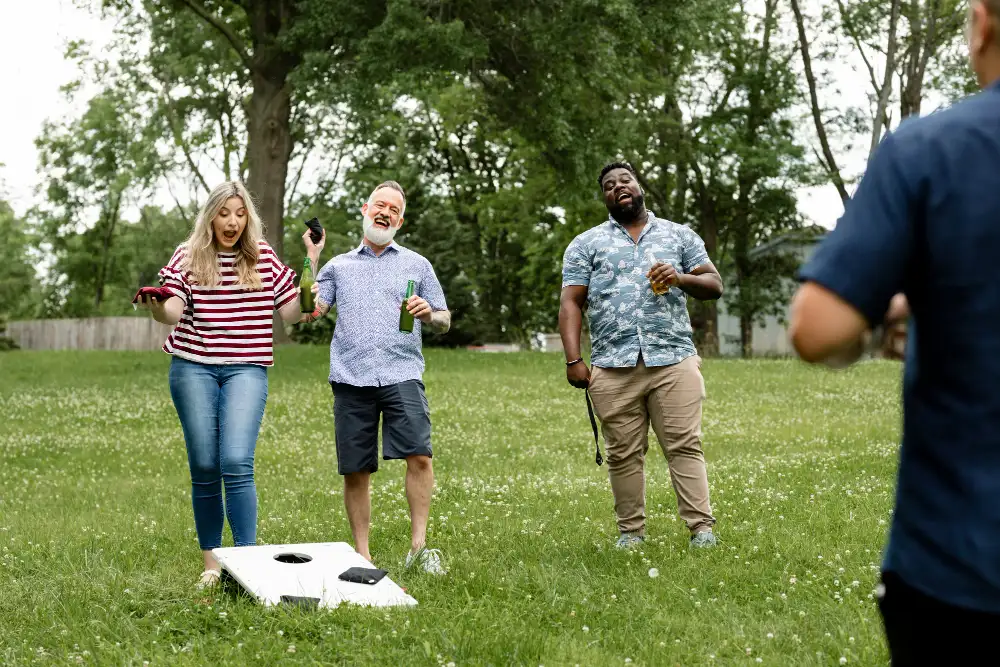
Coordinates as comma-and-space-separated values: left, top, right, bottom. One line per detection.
212, 542, 418, 609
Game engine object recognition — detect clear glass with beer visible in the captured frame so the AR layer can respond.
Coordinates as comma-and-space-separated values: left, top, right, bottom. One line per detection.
644, 250, 670, 295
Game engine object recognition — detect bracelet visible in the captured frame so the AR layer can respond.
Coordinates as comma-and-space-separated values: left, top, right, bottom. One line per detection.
566, 358, 584, 367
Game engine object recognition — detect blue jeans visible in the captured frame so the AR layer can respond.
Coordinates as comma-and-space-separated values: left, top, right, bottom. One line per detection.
168, 357, 268, 550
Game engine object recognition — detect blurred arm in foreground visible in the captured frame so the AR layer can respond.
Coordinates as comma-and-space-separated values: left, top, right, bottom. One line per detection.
789, 288, 909, 368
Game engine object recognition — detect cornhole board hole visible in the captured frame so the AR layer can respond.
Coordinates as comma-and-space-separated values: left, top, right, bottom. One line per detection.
212, 542, 418, 609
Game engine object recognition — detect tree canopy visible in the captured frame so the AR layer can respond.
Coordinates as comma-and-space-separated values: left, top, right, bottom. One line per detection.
2, 0, 972, 355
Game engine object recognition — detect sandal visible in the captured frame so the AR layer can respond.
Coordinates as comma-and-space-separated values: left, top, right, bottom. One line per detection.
196, 569, 222, 590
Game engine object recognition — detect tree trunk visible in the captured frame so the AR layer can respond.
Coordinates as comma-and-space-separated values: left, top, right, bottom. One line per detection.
246, 69, 295, 344
732, 232, 753, 358
95, 194, 121, 310
900, 58, 924, 118
692, 178, 719, 357
489, 230, 506, 342
870, 0, 902, 156
180, 0, 302, 341
700, 302, 719, 357
790, 0, 851, 204
672, 159, 688, 222
728, 0, 774, 358
899, 0, 939, 120
245, 1, 302, 344
740, 314, 753, 359
246, 70, 294, 258
665, 94, 687, 220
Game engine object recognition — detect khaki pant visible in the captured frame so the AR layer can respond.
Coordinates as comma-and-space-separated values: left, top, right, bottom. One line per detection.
588, 355, 714, 535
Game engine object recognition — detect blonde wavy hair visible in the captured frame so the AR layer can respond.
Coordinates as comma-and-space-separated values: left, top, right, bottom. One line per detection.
183, 181, 264, 290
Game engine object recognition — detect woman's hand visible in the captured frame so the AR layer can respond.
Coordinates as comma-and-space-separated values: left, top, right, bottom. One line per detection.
147, 295, 184, 325
147, 294, 167, 319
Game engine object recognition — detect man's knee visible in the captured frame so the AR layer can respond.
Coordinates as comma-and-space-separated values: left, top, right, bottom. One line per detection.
406, 455, 433, 473
344, 471, 370, 489
664, 431, 705, 458
605, 433, 648, 467
606, 447, 644, 469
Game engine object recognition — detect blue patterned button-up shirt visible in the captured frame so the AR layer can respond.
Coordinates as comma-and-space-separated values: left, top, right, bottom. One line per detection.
316, 243, 447, 387
562, 212, 711, 368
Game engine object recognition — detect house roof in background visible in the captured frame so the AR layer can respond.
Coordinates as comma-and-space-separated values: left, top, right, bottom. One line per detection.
748, 225, 829, 260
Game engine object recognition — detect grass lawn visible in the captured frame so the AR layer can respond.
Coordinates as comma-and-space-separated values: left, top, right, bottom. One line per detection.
0, 347, 902, 666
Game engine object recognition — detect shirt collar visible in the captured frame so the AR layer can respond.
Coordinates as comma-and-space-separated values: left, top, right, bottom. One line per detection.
608, 210, 659, 241
356, 241, 400, 256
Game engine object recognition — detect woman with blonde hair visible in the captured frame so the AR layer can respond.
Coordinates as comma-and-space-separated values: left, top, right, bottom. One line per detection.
137, 181, 321, 588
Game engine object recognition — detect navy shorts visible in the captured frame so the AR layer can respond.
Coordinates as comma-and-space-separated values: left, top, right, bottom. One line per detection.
331, 380, 433, 475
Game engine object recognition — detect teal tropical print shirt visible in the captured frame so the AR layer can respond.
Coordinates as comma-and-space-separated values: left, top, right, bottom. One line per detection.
562, 212, 711, 368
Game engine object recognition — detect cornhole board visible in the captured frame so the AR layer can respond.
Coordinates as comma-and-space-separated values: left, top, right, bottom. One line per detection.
212, 542, 418, 609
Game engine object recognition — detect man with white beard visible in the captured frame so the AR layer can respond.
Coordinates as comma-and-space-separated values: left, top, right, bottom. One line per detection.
301, 180, 451, 574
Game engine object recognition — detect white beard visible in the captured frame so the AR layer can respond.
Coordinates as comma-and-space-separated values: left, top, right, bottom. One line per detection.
363, 214, 399, 246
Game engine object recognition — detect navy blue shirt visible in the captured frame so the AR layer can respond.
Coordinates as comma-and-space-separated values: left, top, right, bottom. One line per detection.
800, 80, 1000, 613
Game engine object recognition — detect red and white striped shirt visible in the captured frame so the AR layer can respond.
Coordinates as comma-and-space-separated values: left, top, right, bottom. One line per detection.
157, 241, 298, 367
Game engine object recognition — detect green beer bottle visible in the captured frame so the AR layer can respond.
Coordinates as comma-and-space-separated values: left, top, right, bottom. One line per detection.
399, 279, 416, 333
300, 258, 315, 313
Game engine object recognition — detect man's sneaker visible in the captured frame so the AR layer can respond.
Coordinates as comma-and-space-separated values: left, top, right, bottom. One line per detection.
405, 547, 447, 575
689, 531, 718, 549
615, 532, 645, 550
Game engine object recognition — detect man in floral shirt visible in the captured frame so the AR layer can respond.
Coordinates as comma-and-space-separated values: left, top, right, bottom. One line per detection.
559, 162, 724, 550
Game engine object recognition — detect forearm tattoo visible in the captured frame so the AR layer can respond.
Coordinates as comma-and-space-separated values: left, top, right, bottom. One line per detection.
300, 297, 331, 324
428, 310, 451, 333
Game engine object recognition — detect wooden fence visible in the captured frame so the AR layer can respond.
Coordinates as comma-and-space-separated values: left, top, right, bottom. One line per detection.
6, 317, 175, 351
